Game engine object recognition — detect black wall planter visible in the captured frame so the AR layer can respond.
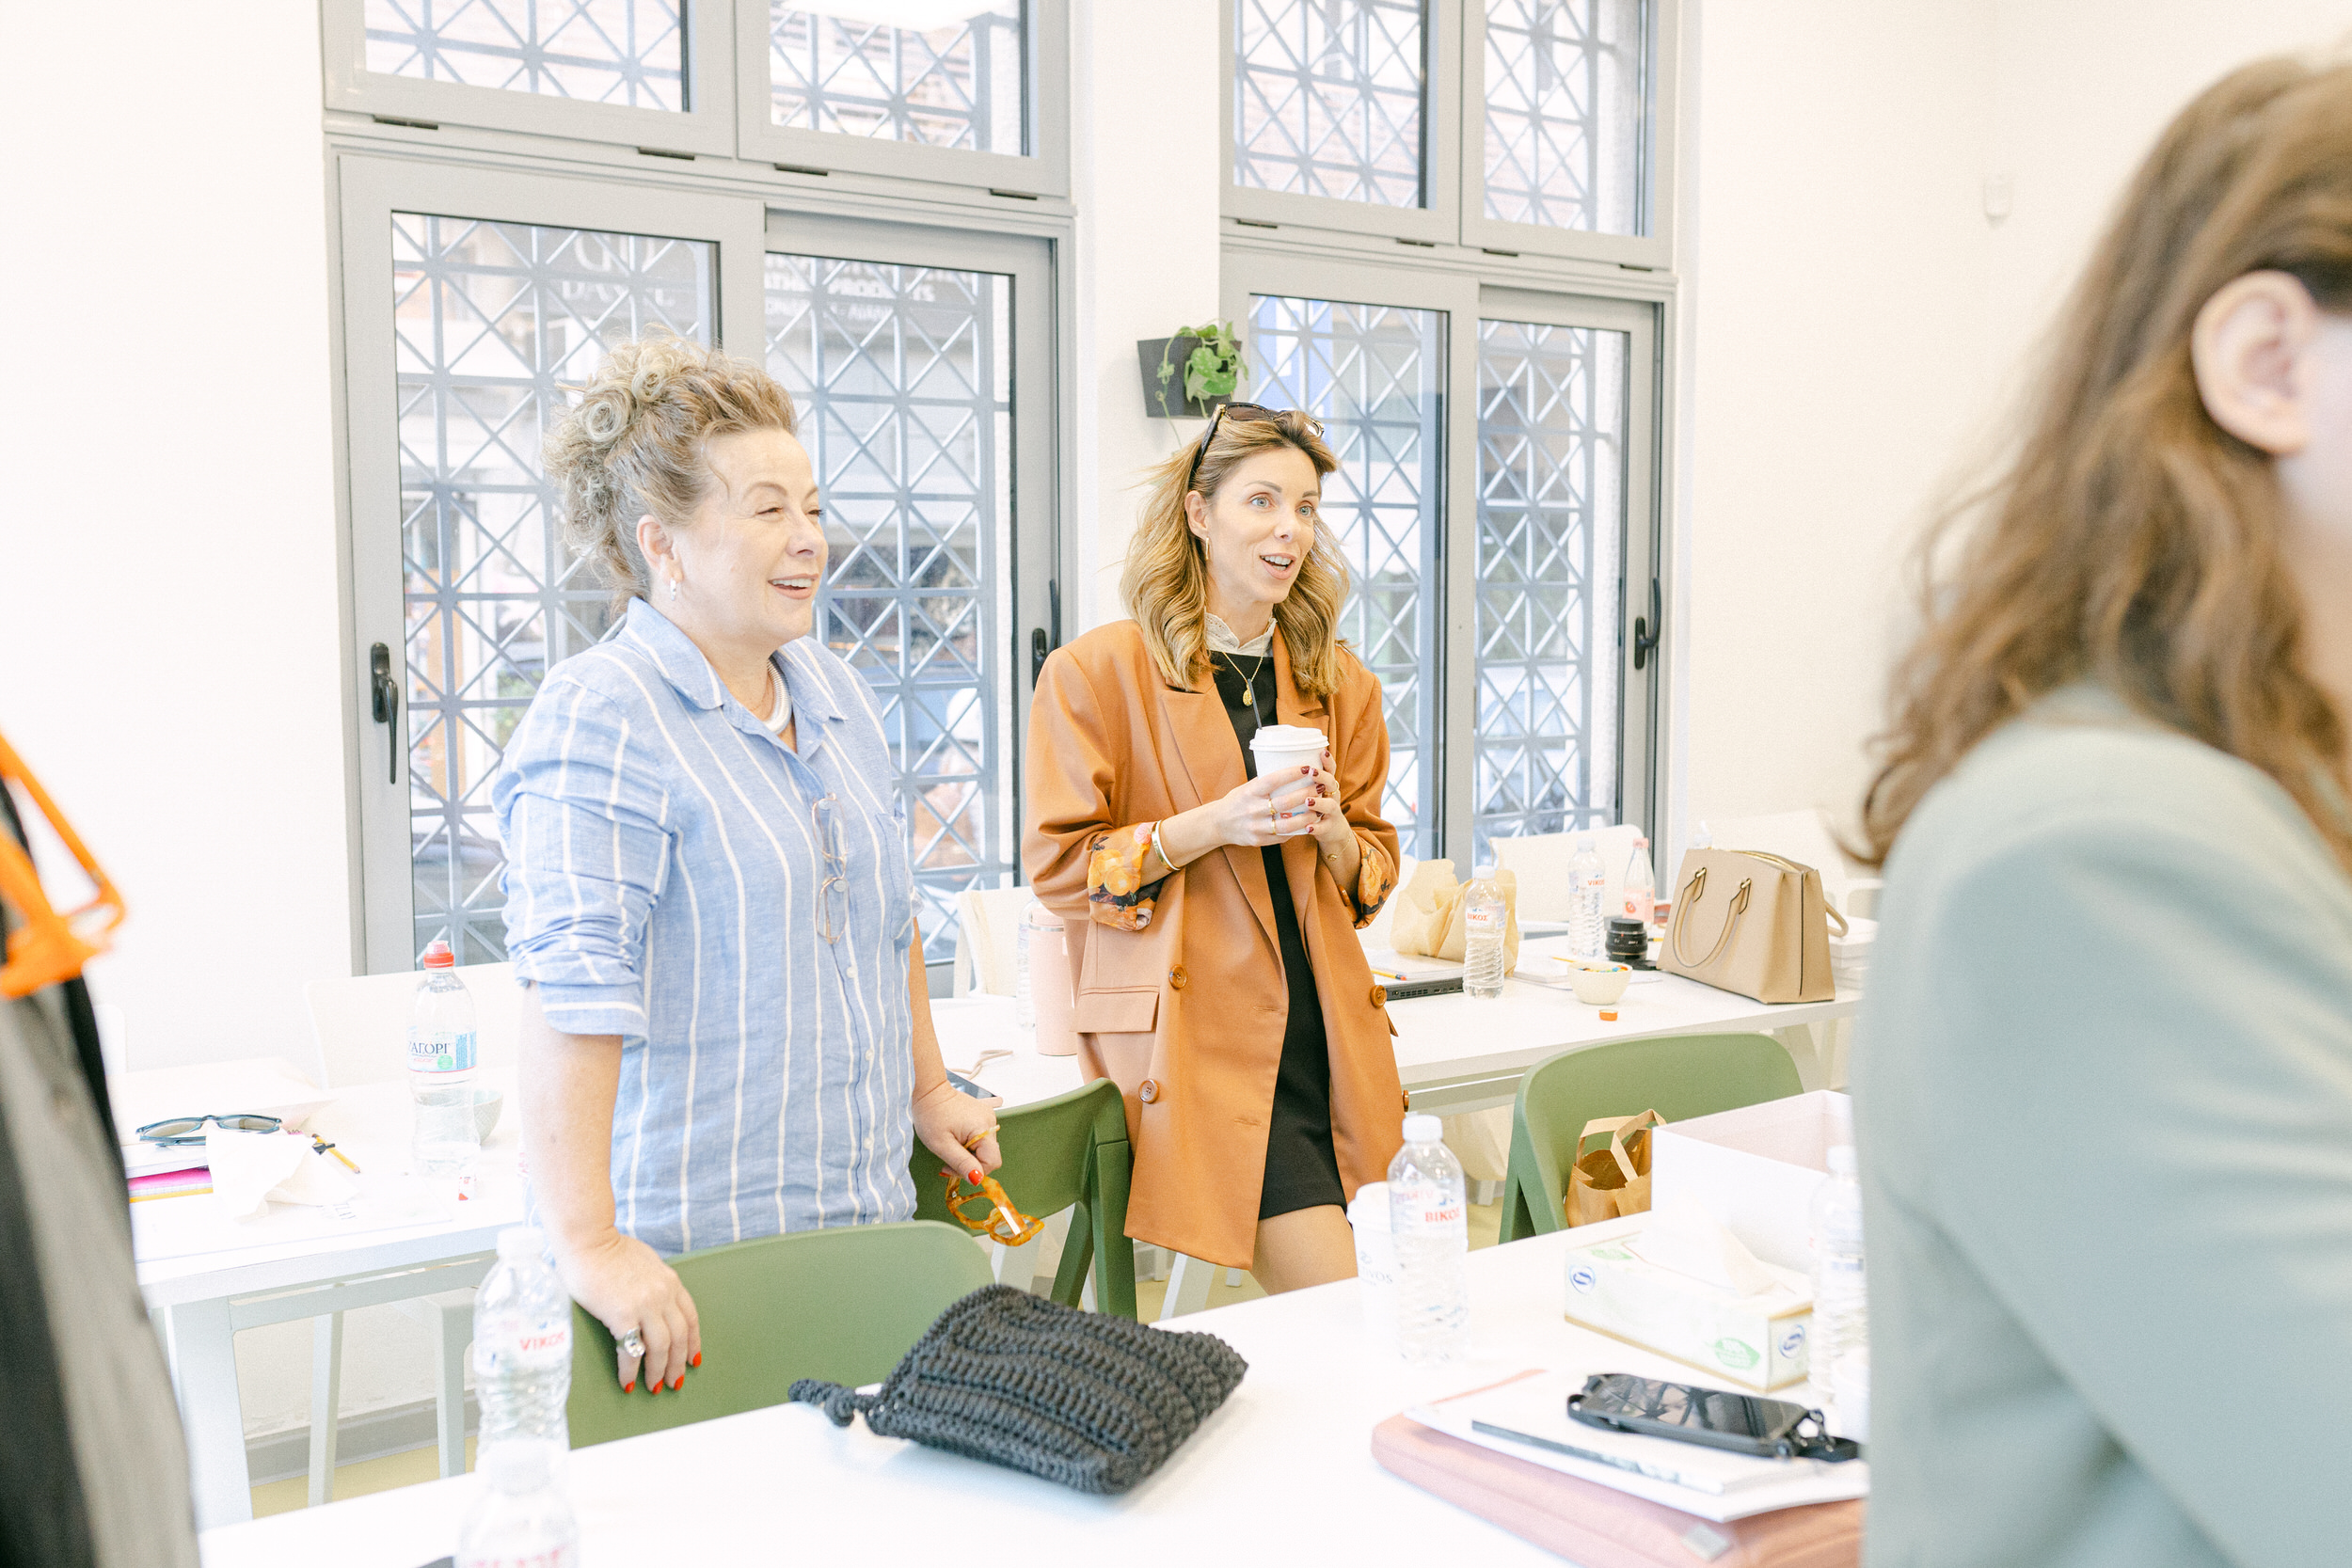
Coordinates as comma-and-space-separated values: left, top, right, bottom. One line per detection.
1136, 337, 1233, 420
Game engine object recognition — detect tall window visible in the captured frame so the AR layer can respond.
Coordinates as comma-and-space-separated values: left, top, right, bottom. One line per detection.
393, 215, 714, 964
765, 2, 1025, 152
766, 251, 1016, 961
1233, 0, 1426, 208
1249, 294, 1444, 854
364, 0, 688, 108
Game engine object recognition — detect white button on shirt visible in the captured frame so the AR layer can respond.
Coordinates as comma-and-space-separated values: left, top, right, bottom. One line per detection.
493, 599, 919, 1258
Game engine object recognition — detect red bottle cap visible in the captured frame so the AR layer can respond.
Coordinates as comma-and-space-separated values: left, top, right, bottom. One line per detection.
421, 939, 454, 970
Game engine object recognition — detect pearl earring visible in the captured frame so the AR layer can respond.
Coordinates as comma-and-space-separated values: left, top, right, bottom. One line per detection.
669, 575, 681, 601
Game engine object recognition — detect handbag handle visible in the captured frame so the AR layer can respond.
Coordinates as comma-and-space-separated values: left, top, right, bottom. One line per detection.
1669, 863, 1753, 970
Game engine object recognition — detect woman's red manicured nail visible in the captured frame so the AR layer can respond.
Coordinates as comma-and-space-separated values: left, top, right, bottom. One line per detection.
671, 1374, 684, 1391
623, 1381, 635, 1393
969, 1168, 983, 1182
1300, 766, 1312, 775
691, 1353, 702, 1369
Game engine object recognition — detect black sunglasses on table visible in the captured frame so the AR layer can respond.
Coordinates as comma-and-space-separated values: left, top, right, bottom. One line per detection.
135, 1113, 284, 1147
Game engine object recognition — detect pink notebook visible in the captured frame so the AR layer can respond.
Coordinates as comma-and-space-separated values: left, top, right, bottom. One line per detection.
1373, 1413, 1863, 1567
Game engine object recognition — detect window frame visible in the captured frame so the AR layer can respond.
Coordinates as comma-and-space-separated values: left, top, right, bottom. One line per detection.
1458, 0, 1677, 266
735, 1, 1073, 198
1220, 0, 1462, 245
334, 153, 768, 974
760, 208, 1061, 970
322, 0, 738, 156
1220, 246, 1662, 867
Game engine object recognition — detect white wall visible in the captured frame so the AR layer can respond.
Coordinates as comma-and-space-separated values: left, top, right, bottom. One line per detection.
1070, 0, 1223, 631
0, 0, 357, 1073
1674, 0, 1997, 843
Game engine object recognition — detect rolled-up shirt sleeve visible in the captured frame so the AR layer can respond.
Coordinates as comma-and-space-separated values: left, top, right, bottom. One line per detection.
493, 677, 672, 1037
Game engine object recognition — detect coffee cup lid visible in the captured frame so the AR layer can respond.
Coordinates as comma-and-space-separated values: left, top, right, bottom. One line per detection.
1249, 723, 1326, 751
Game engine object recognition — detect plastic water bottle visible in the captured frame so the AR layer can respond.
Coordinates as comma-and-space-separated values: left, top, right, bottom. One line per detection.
408, 939, 480, 1197
1389, 1116, 1470, 1363
474, 1227, 572, 1451
1809, 1146, 1867, 1376
1463, 866, 1507, 1000
1347, 1180, 1398, 1356
1568, 836, 1608, 958
457, 1437, 578, 1568
1622, 835, 1657, 927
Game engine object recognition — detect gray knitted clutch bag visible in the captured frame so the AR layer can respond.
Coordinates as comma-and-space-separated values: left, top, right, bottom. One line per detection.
789, 1284, 1248, 1494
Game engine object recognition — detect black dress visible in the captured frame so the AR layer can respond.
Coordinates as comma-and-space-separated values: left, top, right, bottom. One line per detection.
1209, 651, 1347, 1221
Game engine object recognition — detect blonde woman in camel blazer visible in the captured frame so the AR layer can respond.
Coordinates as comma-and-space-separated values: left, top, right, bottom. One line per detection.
1024, 405, 1404, 1291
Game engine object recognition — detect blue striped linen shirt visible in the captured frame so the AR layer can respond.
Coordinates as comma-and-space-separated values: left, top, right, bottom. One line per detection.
492, 597, 919, 1258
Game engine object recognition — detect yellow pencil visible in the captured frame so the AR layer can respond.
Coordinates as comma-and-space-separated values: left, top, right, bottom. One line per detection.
311, 1134, 361, 1175
1369, 966, 1406, 980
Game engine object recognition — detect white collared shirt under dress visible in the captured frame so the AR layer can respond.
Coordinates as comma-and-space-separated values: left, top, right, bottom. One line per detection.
492, 597, 919, 1258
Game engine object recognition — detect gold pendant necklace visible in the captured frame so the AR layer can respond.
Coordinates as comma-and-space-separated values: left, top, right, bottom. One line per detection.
1216, 650, 1263, 713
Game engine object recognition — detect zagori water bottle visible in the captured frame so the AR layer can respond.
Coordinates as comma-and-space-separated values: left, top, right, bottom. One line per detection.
1389, 1116, 1470, 1363
1622, 835, 1657, 927
408, 939, 480, 1196
1568, 835, 1608, 959
474, 1227, 573, 1451
1808, 1145, 1868, 1376
1347, 1180, 1398, 1356
456, 1437, 579, 1568
1463, 866, 1507, 1000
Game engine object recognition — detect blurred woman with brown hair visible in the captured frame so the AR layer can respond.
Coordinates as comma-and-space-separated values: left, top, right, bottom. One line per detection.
1855, 57, 2352, 1567
1025, 406, 1404, 1292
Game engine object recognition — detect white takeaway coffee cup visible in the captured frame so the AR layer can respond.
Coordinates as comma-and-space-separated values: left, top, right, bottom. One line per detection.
1249, 723, 1327, 783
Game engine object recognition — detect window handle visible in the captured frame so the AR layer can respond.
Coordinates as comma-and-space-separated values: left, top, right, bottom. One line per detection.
1030, 578, 1061, 685
1633, 579, 1661, 672
370, 642, 400, 784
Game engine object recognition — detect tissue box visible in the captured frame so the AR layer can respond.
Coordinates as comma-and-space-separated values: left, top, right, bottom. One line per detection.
1650, 1091, 1853, 1274
1560, 1214, 1814, 1391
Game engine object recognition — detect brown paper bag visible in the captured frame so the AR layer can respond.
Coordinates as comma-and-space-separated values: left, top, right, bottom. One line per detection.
1388, 860, 1523, 973
1565, 1110, 1661, 1228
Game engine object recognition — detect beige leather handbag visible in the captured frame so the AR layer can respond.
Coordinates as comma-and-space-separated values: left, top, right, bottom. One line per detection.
1660, 849, 1847, 1003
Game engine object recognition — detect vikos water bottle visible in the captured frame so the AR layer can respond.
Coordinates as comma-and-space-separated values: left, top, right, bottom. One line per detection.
473, 1227, 572, 1451
408, 938, 480, 1197
1808, 1145, 1868, 1374
1463, 867, 1507, 1000
1389, 1116, 1470, 1363
456, 1437, 579, 1568
1568, 835, 1608, 958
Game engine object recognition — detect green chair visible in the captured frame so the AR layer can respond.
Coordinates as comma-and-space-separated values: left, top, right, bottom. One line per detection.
907, 1077, 1137, 1321
1496, 1033, 1804, 1244
566, 1218, 993, 1449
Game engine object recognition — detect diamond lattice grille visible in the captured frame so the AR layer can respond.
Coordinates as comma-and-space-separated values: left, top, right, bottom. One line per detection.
1483, 0, 1646, 234
1249, 293, 1444, 856
1235, 0, 1426, 209
1472, 318, 1626, 866
766, 253, 1013, 963
365, 0, 685, 109
768, 3, 1024, 151
394, 214, 712, 965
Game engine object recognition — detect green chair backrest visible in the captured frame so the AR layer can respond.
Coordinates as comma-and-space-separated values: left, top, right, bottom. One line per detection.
566, 1218, 993, 1449
906, 1076, 1136, 1320
1497, 1033, 1804, 1244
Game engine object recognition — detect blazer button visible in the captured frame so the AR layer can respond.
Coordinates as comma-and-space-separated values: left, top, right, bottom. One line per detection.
1168, 965, 1189, 991
1370, 984, 1388, 1007
1139, 1078, 1160, 1104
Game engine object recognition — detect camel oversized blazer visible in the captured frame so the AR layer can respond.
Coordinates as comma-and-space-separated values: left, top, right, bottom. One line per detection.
1023, 620, 1406, 1268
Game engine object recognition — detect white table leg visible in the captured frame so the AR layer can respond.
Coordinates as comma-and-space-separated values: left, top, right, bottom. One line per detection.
1158, 1253, 1217, 1322
431, 1297, 469, 1478
167, 1296, 252, 1529
308, 1313, 344, 1506
1776, 1023, 1831, 1092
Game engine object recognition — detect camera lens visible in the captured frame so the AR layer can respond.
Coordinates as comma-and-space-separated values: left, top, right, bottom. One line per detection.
1606, 916, 1649, 965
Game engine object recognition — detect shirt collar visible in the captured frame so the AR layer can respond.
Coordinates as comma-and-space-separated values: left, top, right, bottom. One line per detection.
621, 598, 844, 735
1204, 613, 1275, 657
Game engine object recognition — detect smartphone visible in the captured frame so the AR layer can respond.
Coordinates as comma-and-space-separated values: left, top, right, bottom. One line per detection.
1566, 1373, 1820, 1459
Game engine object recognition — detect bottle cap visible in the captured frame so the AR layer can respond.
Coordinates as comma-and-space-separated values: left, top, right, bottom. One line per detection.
496, 1225, 549, 1261
1403, 1113, 1442, 1143
421, 939, 454, 970
1826, 1145, 1859, 1178
1346, 1180, 1391, 1229
1471, 864, 1496, 881
1633, 835, 1648, 847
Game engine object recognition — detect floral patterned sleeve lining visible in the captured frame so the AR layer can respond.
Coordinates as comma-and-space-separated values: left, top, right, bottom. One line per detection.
1085, 823, 1169, 931
1349, 836, 1397, 930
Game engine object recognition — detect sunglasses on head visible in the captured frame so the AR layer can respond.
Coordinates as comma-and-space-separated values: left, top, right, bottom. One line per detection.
136, 1113, 284, 1147
1184, 402, 1288, 492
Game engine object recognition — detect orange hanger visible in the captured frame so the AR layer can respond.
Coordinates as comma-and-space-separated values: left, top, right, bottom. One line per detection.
0, 729, 123, 999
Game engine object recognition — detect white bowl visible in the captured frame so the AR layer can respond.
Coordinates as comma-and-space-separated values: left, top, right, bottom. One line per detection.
1568, 963, 1632, 1006
471, 1087, 504, 1144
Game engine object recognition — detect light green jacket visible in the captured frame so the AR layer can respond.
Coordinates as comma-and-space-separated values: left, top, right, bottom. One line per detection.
1854, 687, 2352, 1568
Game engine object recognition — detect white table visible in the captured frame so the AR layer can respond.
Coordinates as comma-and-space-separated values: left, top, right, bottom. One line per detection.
143, 951, 1851, 1531
196, 1224, 1836, 1567
128, 1067, 525, 1532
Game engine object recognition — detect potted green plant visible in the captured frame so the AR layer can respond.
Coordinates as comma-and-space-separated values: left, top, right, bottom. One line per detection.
1136, 320, 1249, 420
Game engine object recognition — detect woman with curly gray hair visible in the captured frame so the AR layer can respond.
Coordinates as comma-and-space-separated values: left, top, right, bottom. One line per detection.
492, 333, 1000, 1398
